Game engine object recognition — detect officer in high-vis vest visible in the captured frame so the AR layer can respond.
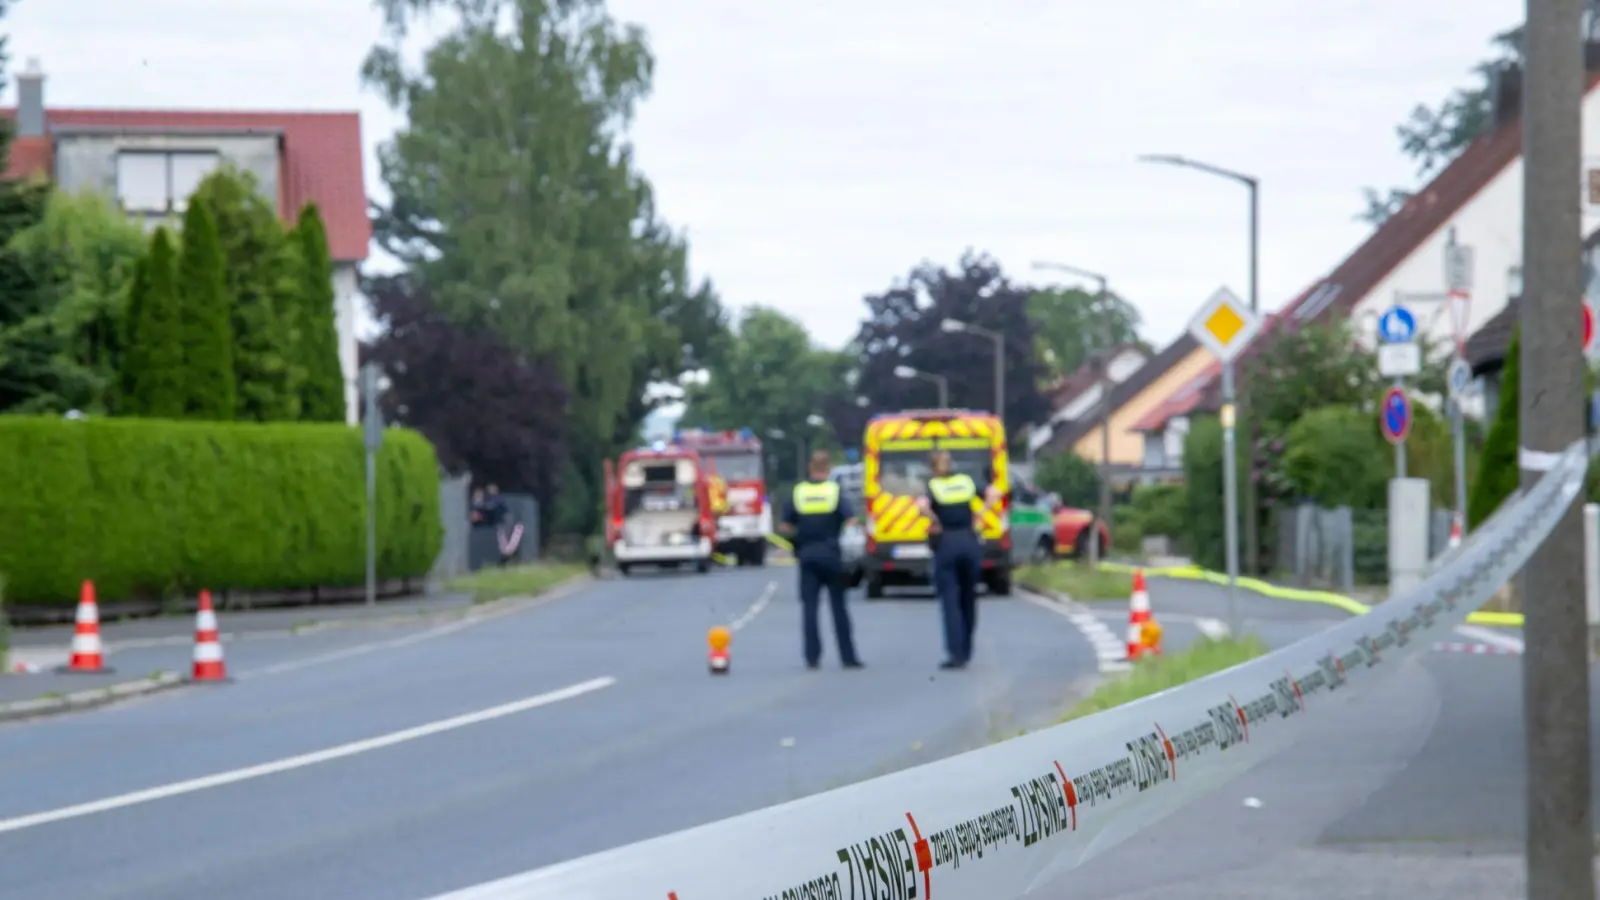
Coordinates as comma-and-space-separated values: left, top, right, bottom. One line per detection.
779, 450, 864, 670
917, 450, 1002, 670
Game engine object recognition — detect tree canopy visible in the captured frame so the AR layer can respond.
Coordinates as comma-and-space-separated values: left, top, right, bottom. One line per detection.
848, 252, 1050, 448
1029, 286, 1145, 379
363, 0, 727, 530
363, 275, 570, 503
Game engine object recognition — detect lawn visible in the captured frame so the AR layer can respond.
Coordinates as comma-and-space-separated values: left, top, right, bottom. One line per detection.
1060, 635, 1270, 722
446, 563, 586, 604
1017, 562, 1135, 601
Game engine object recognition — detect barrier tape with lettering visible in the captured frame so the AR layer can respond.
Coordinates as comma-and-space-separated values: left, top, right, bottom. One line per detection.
431, 439, 1588, 900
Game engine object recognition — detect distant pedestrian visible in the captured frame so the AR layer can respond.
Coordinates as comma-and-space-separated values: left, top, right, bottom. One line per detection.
917, 450, 1001, 670
779, 450, 864, 670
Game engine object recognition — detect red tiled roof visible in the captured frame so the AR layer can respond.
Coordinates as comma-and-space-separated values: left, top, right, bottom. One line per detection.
1, 108, 369, 261
4, 135, 51, 181
1146, 72, 1600, 415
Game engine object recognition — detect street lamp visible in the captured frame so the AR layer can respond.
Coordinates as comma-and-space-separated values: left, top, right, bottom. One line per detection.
767, 428, 805, 480
1136, 154, 1259, 316
1140, 152, 1262, 576
1032, 260, 1114, 566
894, 365, 950, 407
940, 318, 1005, 428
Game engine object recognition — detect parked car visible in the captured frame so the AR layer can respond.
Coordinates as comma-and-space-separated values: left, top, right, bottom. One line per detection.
1008, 481, 1112, 564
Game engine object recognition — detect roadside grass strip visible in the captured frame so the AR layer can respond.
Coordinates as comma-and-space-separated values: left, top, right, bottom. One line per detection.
446, 563, 586, 605
1016, 563, 1134, 601
1095, 561, 1523, 629
1060, 635, 1270, 723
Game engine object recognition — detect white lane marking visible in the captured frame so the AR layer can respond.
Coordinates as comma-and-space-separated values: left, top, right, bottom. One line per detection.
728, 580, 778, 632
1019, 590, 1132, 673
235, 617, 483, 679
1193, 617, 1230, 640
1454, 624, 1525, 654
0, 676, 615, 835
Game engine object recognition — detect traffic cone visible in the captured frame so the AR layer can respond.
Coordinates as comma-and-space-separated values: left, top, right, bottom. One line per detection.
1448, 513, 1463, 550
707, 625, 731, 675
188, 590, 230, 683
1126, 569, 1155, 661
59, 580, 111, 673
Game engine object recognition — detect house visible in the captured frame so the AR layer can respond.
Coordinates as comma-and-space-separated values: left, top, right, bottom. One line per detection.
1134, 53, 1600, 446
1462, 226, 1600, 419
1026, 343, 1150, 456
2, 59, 371, 423
1036, 331, 1218, 486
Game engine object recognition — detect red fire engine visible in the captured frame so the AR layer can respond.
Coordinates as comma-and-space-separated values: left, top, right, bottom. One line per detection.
603, 444, 717, 576
669, 428, 771, 566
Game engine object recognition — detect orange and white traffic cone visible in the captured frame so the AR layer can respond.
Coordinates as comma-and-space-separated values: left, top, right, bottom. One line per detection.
1126, 569, 1155, 661
707, 625, 731, 675
1448, 513, 1463, 550
189, 590, 230, 683
61, 580, 110, 673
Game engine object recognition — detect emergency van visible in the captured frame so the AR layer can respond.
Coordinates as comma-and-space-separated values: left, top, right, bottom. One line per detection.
860, 409, 1012, 598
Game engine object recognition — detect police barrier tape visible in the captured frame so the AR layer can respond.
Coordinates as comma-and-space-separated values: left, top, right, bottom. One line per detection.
430, 439, 1587, 900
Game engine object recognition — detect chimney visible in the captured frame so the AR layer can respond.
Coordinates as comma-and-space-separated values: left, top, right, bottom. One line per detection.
16, 57, 43, 138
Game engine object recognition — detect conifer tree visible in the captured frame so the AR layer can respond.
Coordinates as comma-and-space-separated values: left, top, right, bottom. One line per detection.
177, 201, 235, 419
1468, 326, 1519, 527
290, 203, 346, 422
126, 228, 186, 418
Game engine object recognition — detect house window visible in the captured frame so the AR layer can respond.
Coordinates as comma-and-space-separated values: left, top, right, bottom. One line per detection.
1142, 432, 1166, 469
115, 151, 221, 214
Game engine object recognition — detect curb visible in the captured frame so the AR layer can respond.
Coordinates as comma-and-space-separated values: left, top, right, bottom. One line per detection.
1095, 562, 1523, 628
0, 575, 596, 725
0, 671, 186, 723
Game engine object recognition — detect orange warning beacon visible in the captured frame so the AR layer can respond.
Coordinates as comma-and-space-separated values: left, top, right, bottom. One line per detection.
707, 625, 731, 674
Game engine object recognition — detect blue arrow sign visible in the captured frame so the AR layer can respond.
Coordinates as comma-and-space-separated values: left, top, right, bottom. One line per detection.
1381, 386, 1411, 444
1377, 306, 1416, 343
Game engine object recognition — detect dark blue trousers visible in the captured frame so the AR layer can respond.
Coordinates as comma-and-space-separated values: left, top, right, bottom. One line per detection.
934, 531, 981, 663
798, 549, 858, 666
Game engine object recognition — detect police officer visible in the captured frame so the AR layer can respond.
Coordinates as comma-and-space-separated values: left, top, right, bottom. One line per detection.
779, 450, 864, 670
917, 450, 1001, 670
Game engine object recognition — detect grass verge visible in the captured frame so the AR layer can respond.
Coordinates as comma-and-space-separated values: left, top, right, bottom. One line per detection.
446, 563, 585, 604
1060, 635, 1270, 723
1018, 562, 1134, 601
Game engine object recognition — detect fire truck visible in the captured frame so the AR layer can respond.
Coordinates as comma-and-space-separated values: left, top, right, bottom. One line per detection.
603, 443, 717, 575
669, 428, 771, 566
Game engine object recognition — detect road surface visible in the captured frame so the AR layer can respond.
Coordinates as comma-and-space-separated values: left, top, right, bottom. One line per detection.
1039, 579, 1585, 900
0, 566, 1102, 899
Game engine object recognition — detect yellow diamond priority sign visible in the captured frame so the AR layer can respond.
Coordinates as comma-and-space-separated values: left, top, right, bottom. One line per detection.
1188, 286, 1261, 363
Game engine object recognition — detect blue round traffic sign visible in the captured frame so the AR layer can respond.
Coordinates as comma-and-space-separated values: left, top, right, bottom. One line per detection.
1381, 386, 1411, 444
1378, 306, 1417, 343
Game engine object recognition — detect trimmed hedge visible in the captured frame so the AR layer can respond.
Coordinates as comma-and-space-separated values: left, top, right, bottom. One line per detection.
0, 416, 443, 605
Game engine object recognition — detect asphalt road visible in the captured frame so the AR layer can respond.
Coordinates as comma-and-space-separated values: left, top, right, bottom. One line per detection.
1037, 579, 1588, 899
0, 565, 1101, 900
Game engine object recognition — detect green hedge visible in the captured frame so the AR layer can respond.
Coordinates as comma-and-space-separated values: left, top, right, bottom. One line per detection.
0, 416, 443, 605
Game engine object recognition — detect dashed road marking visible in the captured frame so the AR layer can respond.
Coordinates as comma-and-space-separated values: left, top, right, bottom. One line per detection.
0, 676, 616, 835
1454, 624, 1524, 654
1193, 617, 1230, 640
1019, 590, 1131, 672
728, 581, 778, 632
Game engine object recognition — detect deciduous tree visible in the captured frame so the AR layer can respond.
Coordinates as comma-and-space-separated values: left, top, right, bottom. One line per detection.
849, 252, 1049, 448
363, 275, 568, 507
176, 200, 235, 420
1028, 286, 1145, 379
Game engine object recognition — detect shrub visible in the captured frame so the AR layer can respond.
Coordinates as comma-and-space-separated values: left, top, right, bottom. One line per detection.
0, 416, 442, 605
1181, 413, 1250, 571
1470, 326, 1520, 527
1282, 406, 1388, 508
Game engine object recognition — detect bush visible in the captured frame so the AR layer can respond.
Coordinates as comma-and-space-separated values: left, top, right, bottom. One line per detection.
0, 416, 442, 605
1181, 413, 1250, 572
1470, 326, 1520, 527
1282, 406, 1388, 508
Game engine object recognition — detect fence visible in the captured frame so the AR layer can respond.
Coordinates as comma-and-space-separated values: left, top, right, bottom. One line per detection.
1273, 501, 1459, 591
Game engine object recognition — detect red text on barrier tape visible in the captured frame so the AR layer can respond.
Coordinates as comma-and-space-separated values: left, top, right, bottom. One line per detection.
906, 812, 933, 897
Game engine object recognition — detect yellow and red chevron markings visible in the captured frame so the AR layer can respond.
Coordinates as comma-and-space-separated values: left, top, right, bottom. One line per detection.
863, 412, 1009, 542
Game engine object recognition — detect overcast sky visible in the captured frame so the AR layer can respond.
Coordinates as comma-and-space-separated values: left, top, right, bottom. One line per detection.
7, 0, 1525, 351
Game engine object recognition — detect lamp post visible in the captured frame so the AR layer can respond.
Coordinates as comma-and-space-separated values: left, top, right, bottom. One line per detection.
894, 365, 950, 407
1139, 152, 1262, 574
1033, 260, 1114, 566
940, 318, 1005, 429
767, 429, 805, 480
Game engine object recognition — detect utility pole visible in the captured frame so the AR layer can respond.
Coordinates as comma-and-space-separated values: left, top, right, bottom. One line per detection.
1520, 1, 1593, 897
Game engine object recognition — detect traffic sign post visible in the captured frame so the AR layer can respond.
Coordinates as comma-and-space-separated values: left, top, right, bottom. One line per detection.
1187, 286, 1260, 638
1377, 305, 1417, 343
1381, 385, 1412, 477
